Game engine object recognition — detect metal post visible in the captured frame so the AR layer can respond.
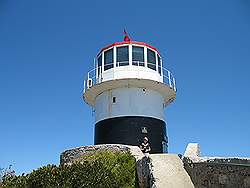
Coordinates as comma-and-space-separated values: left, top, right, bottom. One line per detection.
155, 51, 158, 73
144, 47, 147, 67
168, 70, 172, 88
173, 77, 176, 91
94, 58, 97, 83
83, 80, 86, 93
129, 44, 132, 66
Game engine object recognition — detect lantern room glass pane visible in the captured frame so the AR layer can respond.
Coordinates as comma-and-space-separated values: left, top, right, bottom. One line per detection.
104, 48, 113, 70
157, 54, 162, 75
132, 46, 144, 66
147, 49, 156, 70
97, 54, 102, 76
117, 46, 129, 66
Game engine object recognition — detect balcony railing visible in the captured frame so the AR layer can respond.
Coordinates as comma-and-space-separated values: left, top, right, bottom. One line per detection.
83, 62, 177, 93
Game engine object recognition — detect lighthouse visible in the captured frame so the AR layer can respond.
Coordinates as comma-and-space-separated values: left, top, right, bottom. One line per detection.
83, 33, 176, 153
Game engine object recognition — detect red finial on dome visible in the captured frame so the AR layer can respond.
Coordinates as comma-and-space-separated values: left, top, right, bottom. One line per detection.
123, 29, 131, 42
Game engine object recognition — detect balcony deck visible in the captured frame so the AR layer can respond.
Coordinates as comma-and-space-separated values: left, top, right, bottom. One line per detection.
83, 62, 177, 106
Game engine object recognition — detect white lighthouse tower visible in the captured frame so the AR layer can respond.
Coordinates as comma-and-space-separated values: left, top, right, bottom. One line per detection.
83, 33, 176, 153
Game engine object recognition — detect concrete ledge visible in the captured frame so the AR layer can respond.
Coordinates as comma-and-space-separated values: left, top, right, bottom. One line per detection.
150, 154, 195, 188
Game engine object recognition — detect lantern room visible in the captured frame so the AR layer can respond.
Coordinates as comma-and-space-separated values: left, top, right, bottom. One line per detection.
96, 41, 164, 83
83, 39, 176, 107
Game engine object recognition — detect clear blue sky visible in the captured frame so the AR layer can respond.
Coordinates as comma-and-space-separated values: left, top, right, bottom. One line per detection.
1, 0, 250, 175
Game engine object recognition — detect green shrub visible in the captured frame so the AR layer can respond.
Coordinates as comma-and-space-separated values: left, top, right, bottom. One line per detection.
1, 151, 136, 188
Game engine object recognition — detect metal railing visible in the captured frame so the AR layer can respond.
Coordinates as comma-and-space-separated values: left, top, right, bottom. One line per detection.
83, 62, 176, 93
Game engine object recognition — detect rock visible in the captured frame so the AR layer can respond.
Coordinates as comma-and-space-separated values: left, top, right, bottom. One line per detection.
184, 143, 201, 162
60, 144, 151, 188
150, 154, 195, 188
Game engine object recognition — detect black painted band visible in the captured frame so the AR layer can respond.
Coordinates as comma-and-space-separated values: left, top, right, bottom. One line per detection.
95, 116, 168, 153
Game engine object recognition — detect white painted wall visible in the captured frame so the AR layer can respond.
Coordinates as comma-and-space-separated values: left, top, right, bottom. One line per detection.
101, 65, 163, 83
95, 87, 165, 123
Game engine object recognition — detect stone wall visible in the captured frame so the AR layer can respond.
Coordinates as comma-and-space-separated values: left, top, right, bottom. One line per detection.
183, 143, 250, 188
183, 157, 250, 188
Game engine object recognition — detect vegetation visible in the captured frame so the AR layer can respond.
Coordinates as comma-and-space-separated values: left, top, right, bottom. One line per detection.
0, 151, 136, 188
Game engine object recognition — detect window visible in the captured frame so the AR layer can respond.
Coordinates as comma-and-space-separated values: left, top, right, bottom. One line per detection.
97, 54, 102, 76
147, 49, 156, 70
132, 46, 144, 66
112, 96, 116, 103
141, 127, 148, 133
157, 54, 162, 75
117, 46, 129, 66
104, 48, 113, 71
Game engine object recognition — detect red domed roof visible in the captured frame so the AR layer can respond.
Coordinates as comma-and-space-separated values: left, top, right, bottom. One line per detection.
97, 41, 161, 56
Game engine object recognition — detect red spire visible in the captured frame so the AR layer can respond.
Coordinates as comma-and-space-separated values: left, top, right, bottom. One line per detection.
123, 29, 131, 42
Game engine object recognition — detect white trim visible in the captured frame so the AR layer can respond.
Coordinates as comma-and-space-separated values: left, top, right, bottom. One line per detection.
101, 52, 104, 73
113, 46, 116, 68
155, 51, 158, 73
173, 77, 176, 91
167, 70, 172, 88
160, 57, 163, 77
129, 44, 132, 66
101, 46, 114, 54
83, 80, 86, 93
131, 44, 145, 48
95, 58, 98, 81
144, 46, 147, 67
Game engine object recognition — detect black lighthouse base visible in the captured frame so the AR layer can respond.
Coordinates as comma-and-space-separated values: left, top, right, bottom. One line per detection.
95, 116, 168, 153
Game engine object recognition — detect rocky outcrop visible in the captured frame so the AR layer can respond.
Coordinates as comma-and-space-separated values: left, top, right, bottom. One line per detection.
60, 144, 132, 165
60, 144, 152, 188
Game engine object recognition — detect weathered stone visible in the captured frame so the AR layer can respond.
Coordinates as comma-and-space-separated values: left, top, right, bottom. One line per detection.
150, 154, 195, 188
183, 156, 250, 187
183, 143, 250, 188
60, 144, 151, 188
184, 143, 201, 162
244, 177, 250, 188
60, 143, 250, 188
